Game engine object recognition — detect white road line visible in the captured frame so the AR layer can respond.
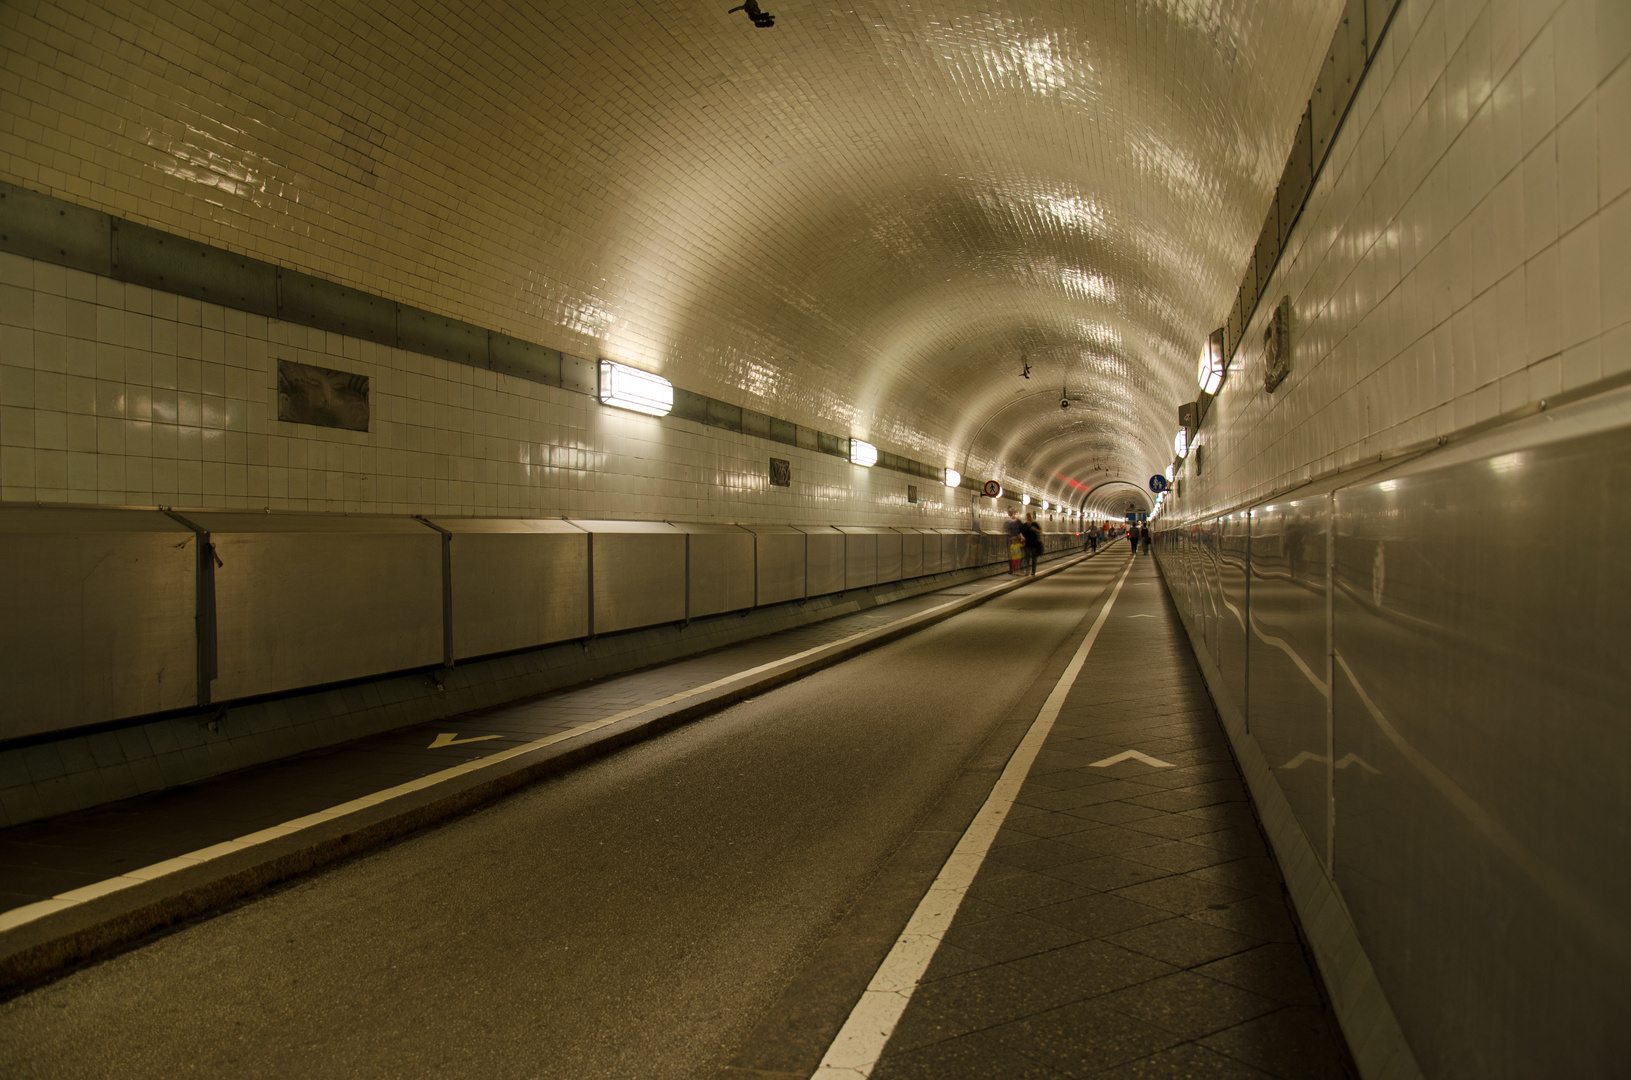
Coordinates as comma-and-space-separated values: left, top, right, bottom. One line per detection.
813, 558, 1134, 1078
0, 558, 1087, 939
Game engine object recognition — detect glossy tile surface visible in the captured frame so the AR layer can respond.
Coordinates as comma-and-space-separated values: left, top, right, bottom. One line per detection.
0, 0, 1340, 513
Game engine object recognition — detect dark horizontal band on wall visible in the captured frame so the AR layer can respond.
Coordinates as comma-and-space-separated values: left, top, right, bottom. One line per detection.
1219, 0, 1401, 375
0, 180, 980, 493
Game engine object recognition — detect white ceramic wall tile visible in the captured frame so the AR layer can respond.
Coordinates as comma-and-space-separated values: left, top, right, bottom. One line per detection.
0, 250, 982, 526
1170, 0, 1624, 522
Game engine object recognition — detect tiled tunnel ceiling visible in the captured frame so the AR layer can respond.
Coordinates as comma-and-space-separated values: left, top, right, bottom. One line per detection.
7, 0, 1342, 505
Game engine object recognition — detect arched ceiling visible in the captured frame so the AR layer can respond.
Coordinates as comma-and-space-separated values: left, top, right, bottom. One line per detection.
33, 0, 1342, 503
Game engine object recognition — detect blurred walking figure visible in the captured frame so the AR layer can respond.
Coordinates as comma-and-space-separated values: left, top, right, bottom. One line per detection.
1022, 513, 1043, 575
1128, 525, 1140, 555
1140, 524, 1152, 554
1085, 523, 1098, 553
1006, 509, 1023, 574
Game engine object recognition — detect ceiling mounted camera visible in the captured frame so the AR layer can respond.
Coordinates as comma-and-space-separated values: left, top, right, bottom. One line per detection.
728, 1, 775, 27
1060, 396, 1070, 409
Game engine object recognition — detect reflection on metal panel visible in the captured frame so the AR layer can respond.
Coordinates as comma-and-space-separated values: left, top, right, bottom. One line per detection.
575, 521, 686, 634
1216, 510, 1250, 723
935, 529, 970, 571
672, 522, 755, 618
0, 508, 198, 739
799, 526, 845, 597
876, 529, 902, 583
1330, 397, 1631, 1078
430, 518, 588, 660
743, 525, 805, 606
897, 528, 922, 579
836, 527, 878, 590
1201, 517, 1223, 660
918, 529, 942, 575
195, 512, 443, 702
1247, 496, 1329, 865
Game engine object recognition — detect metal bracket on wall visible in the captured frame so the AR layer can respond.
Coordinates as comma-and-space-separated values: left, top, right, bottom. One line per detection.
160, 509, 220, 707
412, 516, 456, 669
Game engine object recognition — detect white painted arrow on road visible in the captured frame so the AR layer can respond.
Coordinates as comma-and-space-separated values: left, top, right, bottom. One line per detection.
1127, 614, 1155, 619
428, 732, 503, 749
1088, 750, 1175, 768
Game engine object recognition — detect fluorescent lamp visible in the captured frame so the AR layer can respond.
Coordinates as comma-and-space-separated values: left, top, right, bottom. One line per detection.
599, 360, 673, 416
1174, 428, 1189, 459
1198, 337, 1224, 395
944, 468, 961, 488
1164, 464, 1175, 482
1021, 494, 1031, 505
1041, 500, 1050, 510
850, 438, 878, 467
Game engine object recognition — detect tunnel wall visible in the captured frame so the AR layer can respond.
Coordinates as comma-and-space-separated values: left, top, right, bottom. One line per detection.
0, 500, 1081, 824
0, 247, 1012, 527
1156, 0, 1629, 1076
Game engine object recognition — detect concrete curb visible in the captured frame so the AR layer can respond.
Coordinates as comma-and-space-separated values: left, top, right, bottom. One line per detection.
0, 549, 1103, 997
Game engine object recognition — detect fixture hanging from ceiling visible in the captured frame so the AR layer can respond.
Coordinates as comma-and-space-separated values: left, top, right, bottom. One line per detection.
727, 1, 775, 27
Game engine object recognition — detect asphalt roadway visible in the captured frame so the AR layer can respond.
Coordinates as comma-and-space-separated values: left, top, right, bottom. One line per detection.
0, 554, 1128, 1079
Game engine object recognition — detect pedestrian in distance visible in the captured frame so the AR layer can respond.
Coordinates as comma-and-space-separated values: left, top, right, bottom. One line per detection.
1140, 524, 1152, 554
1022, 512, 1043, 575
1085, 524, 1098, 553
1006, 509, 1023, 574
1128, 525, 1139, 556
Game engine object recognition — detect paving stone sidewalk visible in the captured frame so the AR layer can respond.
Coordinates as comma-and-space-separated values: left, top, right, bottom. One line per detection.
869, 557, 1355, 1080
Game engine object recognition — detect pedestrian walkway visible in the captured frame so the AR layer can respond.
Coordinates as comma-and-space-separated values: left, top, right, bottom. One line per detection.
861, 554, 1353, 1079
0, 551, 1084, 922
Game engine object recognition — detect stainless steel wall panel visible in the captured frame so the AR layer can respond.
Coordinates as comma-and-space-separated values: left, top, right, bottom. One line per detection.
744, 525, 805, 605
1245, 495, 1330, 864
574, 521, 686, 634
1202, 517, 1223, 660
672, 522, 755, 618
1216, 509, 1250, 723
934, 530, 970, 571
836, 527, 878, 589
798, 526, 846, 597
876, 529, 902, 583
193, 512, 443, 702
429, 518, 588, 660
1330, 389, 1631, 1078
919, 529, 942, 574
0, 508, 198, 739
897, 529, 922, 578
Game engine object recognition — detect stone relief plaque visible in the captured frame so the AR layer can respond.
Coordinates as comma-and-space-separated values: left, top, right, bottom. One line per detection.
277, 358, 370, 431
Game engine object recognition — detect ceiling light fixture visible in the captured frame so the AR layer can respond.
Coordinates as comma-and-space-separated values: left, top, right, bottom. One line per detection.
599, 360, 673, 417
944, 468, 962, 487
1174, 428, 1189, 459
850, 438, 878, 467
1198, 328, 1225, 394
